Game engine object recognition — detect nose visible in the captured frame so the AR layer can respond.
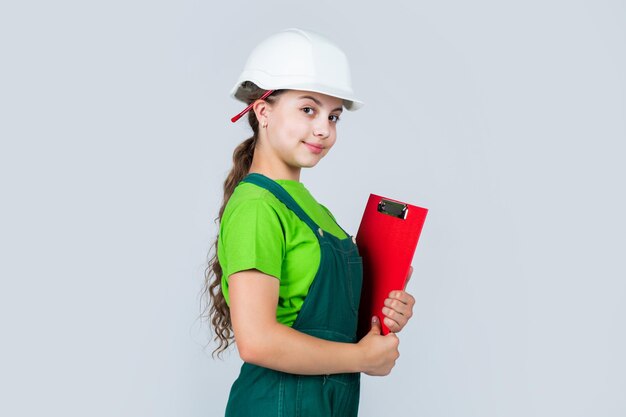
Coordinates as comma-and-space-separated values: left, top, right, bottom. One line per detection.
313, 118, 331, 139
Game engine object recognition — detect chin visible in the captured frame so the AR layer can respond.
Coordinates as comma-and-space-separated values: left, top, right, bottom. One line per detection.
298, 159, 322, 168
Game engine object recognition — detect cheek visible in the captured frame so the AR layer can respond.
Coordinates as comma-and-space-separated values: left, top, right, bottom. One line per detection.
327, 134, 338, 148
273, 115, 308, 142
284, 123, 309, 144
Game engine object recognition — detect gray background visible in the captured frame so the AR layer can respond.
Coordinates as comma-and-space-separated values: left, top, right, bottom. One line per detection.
1, 1, 625, 416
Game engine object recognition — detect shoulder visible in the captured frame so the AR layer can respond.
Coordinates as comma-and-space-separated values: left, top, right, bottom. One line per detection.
222, 182, 287, 228
225, 182, 284, 210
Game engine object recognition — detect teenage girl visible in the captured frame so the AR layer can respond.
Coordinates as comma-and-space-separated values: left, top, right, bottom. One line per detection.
203, 28, 416, 417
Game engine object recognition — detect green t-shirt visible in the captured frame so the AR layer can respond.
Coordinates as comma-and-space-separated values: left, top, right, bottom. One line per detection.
218, 178, 348, 327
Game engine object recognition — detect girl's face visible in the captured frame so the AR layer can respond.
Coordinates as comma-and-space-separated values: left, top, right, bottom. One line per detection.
258, 90, 344, 171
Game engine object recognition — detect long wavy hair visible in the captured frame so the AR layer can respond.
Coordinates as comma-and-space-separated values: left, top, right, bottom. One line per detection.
200, 82, 286, 358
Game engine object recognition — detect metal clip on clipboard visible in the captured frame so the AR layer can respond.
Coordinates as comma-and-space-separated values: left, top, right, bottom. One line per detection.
377, 199, 408, 220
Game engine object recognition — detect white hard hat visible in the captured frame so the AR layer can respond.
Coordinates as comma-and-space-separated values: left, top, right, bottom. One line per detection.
230, 27, 364, 123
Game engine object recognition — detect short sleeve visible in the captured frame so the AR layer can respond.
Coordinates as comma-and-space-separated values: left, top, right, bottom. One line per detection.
219, 198, 285, 281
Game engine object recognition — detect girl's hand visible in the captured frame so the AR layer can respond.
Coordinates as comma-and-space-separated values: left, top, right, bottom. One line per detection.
356, 316, 400, 376
381, 266, 415, 333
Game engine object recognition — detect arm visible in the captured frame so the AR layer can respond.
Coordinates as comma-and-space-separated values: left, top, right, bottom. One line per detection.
228, 269, 399, 375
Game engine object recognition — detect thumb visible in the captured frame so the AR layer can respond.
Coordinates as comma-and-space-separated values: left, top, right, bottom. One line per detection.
369, 316, 382, 335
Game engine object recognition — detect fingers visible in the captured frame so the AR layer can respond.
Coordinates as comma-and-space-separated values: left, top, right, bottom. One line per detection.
381, 308, 407, 332
381, 266, 416, 333
385, 291, 416, 313
382, 289, 416, 333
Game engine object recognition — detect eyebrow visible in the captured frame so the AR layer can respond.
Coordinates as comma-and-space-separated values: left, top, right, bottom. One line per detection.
298, 95, 343, 113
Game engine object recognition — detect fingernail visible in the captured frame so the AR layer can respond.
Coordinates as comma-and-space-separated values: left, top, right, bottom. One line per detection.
372, 316, 378, 323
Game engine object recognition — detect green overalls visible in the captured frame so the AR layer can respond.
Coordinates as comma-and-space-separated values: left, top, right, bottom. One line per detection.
225, 172, 364, 417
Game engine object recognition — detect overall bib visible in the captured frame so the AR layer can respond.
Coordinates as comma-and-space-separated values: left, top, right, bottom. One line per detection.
225, 172, 364, 417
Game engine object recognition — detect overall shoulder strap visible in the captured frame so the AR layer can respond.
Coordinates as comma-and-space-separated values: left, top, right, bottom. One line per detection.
240, 173, 321, 234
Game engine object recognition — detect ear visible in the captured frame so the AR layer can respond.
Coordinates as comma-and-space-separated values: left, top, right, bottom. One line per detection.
252, 99, 272, 126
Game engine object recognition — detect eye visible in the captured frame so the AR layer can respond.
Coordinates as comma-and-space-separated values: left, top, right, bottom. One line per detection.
302, 107, 341, 123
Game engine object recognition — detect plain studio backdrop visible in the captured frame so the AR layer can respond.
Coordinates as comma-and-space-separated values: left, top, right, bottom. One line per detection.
1, 1, 624, 416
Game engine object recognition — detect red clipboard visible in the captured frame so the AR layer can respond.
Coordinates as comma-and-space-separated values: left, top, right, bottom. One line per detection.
355, 194, 428, 339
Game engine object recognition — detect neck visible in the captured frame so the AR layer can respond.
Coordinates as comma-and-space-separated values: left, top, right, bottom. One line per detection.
249, 146, 301, 182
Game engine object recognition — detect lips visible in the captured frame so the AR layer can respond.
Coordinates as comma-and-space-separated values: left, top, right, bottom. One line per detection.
303, 141, 324, 150
303, 141, 324, 154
